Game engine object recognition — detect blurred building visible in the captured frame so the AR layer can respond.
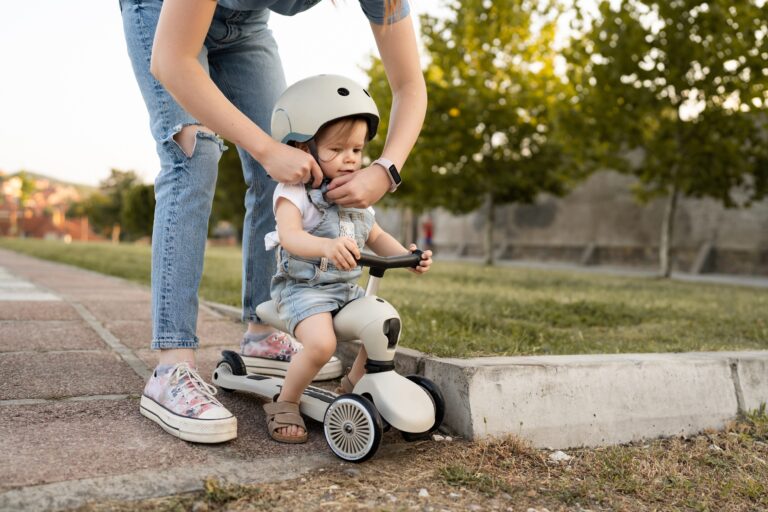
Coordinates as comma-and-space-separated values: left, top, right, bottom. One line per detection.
0, 172, 100, 241
377, 171, 768, 276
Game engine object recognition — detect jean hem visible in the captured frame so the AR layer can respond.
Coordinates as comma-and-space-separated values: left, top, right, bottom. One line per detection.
151, 339, 199, 350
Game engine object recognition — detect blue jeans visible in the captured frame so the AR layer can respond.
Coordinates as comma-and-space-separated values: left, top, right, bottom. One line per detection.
120, 0, 285, 349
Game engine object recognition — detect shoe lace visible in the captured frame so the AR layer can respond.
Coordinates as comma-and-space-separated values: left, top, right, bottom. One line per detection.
272, 333, 302, 352
170, 362, 222, 406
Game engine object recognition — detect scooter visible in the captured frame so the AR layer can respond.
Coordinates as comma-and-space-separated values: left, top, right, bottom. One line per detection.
211, 251, 445, 462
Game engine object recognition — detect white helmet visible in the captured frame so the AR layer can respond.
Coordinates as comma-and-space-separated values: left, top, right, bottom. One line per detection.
271, 74, 379, 145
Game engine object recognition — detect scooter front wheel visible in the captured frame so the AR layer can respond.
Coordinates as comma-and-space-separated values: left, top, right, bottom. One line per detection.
323, 394, 383, 463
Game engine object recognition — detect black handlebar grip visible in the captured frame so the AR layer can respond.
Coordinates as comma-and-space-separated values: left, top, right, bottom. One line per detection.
357, 250, 423, 269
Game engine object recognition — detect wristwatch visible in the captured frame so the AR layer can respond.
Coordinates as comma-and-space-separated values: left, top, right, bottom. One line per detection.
373, 157, 402, 192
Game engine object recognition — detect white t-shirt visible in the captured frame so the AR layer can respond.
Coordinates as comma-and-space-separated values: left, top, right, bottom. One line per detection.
264, 183, 374, 250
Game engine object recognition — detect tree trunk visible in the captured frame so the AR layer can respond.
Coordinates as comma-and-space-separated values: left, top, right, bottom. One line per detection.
111, 224, 121, 244
483, 193, 495, 266
400, 208, 413, 246
659, 184, 679, 278
410, 211, 419, 248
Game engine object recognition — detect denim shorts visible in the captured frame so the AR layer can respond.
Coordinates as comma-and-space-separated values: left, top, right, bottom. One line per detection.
271, 256, 365, 336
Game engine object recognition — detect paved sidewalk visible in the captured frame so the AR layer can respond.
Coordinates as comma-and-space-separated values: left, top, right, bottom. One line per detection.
0, 249, 343, 511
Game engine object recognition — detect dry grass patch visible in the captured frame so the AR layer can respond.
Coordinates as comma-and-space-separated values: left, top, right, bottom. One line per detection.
74, 408, 768, 512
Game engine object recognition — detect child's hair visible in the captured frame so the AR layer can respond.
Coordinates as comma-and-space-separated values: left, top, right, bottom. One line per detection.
315, 115, 370, 144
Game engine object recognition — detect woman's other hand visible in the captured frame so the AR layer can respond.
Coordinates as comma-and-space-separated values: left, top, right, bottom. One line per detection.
259, 140, 323, 187
325, 164, 390, 208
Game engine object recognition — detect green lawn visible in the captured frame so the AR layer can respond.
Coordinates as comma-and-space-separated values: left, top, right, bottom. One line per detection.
2, 237, 766, 358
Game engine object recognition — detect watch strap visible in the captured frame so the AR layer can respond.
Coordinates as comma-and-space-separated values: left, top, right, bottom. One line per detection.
373, 157, 402, 192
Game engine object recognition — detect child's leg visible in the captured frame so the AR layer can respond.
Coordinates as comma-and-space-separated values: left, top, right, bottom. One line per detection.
275, 313, 336, 439
346, 346, 368, 386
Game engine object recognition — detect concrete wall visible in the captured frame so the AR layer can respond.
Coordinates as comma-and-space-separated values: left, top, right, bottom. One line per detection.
376, 171, 768, 274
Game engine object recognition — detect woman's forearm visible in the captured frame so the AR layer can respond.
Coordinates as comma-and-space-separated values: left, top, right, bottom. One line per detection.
371, 17, 428, 172
150, 0, 272, 160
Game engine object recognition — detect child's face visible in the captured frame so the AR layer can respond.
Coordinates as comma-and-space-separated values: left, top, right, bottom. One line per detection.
314, 119, 368, 180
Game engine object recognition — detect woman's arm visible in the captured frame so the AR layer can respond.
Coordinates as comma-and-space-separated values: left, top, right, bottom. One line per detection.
275, 199, 360, 270
326, 14, 427, 207
150, 0, 322, 186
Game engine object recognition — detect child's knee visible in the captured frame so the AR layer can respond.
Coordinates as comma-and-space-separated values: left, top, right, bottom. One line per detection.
305, 337, 336, 365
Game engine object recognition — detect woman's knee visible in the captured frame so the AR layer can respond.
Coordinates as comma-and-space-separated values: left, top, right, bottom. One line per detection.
172, 124, 217, 158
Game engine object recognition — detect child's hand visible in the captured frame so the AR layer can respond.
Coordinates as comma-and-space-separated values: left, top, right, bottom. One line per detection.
324, 237, 360, 270
408, 244, 433, 274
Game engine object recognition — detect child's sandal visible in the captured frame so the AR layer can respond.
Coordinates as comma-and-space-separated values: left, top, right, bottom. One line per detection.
335, 373, 355, 395
263, 400, 307, 444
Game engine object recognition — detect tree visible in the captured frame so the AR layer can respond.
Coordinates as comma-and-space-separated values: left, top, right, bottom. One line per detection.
17, 171, 36, 206
121, 183, 155, 240
75, 169, 140, 241
211, 142, 248, 240
564, 0, 768, 277
367, 0, 581, 264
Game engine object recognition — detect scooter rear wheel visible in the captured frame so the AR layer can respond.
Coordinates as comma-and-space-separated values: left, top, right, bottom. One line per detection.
323, 394, 383, 463
213, 350, 247, 393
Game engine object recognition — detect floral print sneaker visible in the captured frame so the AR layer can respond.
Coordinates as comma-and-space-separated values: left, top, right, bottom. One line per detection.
140, 362, 236, 443
240, 331, 343, 380
241, 332, 302, 362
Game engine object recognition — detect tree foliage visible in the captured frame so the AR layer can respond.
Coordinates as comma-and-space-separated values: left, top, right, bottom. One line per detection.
366, 0, 581, 262
121, 183, 155, 240
564, 0, 768, 275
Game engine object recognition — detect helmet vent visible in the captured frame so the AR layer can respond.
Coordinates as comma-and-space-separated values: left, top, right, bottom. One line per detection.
337, 87, 350, 96
363, 89, 371, 97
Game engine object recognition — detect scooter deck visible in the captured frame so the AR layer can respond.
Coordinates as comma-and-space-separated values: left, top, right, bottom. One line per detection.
212, 365, 336, 423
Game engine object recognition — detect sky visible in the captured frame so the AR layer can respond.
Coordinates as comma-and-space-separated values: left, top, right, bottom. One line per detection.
0, 0, 443, 187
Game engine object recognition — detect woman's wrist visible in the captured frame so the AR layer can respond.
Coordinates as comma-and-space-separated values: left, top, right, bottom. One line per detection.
372, 157, 402, 192
368, 163, 393, 195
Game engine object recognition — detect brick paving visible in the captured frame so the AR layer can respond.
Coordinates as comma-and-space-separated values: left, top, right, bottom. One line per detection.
0, 248, 338, 511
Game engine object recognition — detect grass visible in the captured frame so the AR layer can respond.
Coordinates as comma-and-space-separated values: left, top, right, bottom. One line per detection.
71, 407, 768, 511
2, 237, 767, 358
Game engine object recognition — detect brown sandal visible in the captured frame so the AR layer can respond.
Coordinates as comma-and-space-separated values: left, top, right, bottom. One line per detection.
263, 400, 307, 444
335, 373, 355, 395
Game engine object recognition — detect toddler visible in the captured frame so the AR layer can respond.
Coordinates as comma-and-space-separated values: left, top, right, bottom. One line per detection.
262, 75, 432, 443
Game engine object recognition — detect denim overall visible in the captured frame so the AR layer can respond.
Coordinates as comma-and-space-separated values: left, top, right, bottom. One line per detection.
270, 185, 375, 335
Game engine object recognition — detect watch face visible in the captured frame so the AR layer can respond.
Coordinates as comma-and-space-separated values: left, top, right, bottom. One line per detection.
388, 165, 402, 184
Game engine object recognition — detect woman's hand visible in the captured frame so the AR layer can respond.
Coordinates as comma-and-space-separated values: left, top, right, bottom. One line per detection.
258, 140, 323, 187
408, 244, 433, 275
325, 164, 390, 208
324, 237, 361, 270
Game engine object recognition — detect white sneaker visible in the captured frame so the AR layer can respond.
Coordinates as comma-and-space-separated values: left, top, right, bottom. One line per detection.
140, 362, 237, 443
240, 331, 342, 380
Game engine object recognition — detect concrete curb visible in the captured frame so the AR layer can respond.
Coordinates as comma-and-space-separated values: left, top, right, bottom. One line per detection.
206, 301, 768, 449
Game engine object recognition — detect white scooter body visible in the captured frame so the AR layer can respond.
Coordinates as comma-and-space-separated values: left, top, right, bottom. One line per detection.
332, 296, 435, 433
212, 252, 443, 461
254, 292, 434, 433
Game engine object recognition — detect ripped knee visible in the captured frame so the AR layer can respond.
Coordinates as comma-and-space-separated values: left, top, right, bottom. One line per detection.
173, 124, 216, 158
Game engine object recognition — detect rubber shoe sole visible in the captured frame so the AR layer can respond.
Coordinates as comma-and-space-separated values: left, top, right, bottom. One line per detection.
241, 354, 343, 381
139, 395, 237, 443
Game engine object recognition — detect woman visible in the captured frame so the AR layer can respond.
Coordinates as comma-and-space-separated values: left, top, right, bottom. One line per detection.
120, 0, 426, 443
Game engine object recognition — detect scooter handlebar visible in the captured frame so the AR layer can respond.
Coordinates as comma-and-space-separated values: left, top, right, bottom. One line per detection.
357, 250, 423, 270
